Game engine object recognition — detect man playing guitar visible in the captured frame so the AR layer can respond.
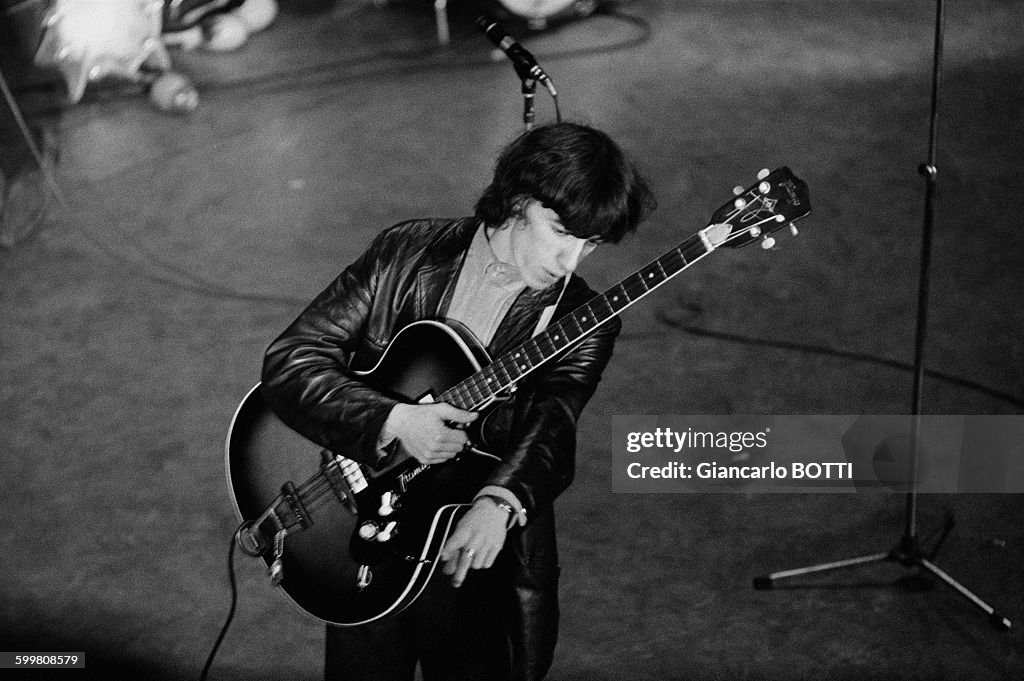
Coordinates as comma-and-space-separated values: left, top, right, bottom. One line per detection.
260, 122, 656, 681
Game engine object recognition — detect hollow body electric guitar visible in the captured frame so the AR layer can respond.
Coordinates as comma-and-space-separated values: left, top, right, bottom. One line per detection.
225, 167, 811, 626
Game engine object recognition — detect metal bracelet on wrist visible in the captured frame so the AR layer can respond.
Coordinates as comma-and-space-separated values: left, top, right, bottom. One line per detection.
477, 495, 518, 530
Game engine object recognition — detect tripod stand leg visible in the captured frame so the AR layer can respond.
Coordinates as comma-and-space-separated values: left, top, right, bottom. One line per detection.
918, 557, 1012, 631
753, 551, 890, 589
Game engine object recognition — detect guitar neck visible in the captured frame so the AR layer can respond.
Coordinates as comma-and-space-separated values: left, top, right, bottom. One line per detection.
439, 228, 717, 411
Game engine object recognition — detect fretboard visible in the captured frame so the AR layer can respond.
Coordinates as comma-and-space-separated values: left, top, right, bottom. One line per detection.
438, 230, 715, 410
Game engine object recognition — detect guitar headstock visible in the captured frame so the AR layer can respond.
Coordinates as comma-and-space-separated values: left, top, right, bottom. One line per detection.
702, 167, 811, 249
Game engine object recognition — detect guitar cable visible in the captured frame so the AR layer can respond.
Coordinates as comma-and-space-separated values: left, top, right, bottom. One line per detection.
199, 524, 243, 681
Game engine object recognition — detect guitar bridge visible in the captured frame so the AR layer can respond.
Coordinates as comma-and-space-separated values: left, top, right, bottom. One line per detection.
281, 480, 312, 530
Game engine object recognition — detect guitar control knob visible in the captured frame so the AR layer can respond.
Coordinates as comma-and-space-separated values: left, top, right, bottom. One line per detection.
358, 521, 379, 540
378, 491, 396, 517
376, 520, 398, 542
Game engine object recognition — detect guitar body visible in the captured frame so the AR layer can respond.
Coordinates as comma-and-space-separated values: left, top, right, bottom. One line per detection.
226, 321, 503, 626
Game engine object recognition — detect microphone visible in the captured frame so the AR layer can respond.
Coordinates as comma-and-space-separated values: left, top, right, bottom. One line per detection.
476, 16, 557, 96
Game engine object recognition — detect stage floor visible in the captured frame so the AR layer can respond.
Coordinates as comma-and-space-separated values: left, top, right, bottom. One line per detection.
1, 1, 1021, 679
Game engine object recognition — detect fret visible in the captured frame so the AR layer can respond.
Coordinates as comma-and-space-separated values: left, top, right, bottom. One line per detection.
464, 374, 487, 405
458, 383, 479, 410
470, 382, 492, 409
681, 237, 708, 263
441, 383, 470, 411
548, 320, 570, 345
460, 356, 516, 403
591, 295, 616, 319
495, 353, 521, 384
508, 345, 533, 374
606, 283, 631, 312
661, 248, 687, 275
534, 330, 559, 357
523, 338, 546, 368
622, 273, 648, 299
478, 364, 503, 395
496, 356, 518, 387
562, 313, 585, 338
574, 304, 598, 333
637, 260, 665, 287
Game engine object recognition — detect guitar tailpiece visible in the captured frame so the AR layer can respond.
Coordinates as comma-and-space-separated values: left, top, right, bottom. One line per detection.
235, 520, 267, 557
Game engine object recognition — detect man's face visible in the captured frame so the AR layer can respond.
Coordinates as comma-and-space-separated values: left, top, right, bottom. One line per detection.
508, 199, 599, 290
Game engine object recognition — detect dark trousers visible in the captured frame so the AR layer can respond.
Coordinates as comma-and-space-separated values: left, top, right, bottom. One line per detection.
325, 562, 513, 681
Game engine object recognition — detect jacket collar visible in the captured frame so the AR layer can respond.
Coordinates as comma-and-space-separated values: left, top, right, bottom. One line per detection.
415, 218, 567, 354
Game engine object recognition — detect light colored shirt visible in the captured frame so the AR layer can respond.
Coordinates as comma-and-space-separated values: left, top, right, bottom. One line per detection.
445, 223, 527, 346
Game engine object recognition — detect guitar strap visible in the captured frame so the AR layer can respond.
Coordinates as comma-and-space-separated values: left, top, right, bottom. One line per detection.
532, 274, 571, 337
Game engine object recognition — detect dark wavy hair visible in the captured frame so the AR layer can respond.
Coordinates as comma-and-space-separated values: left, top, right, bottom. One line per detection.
474, 122, 656, 243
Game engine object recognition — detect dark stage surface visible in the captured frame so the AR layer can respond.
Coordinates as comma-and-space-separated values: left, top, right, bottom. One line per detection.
1, 1, 1022, 679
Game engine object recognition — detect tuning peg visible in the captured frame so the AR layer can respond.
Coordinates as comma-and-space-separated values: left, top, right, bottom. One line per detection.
759, 181, 771, 194
761, 236, 776, 250
734, 197, 747, 209
733, 185, 744, 196
789, 223, 799, 236
757, 168, 770, 180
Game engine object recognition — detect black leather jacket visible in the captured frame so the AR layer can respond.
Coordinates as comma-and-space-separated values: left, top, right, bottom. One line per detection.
261, 217, 620, 680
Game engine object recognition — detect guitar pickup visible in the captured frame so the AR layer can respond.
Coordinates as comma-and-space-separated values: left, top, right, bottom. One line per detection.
321, 450, 359, 515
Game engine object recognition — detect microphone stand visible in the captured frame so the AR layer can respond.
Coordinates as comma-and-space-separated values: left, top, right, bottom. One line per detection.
752, 0, 1011, 633
521, 76, 537, 131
